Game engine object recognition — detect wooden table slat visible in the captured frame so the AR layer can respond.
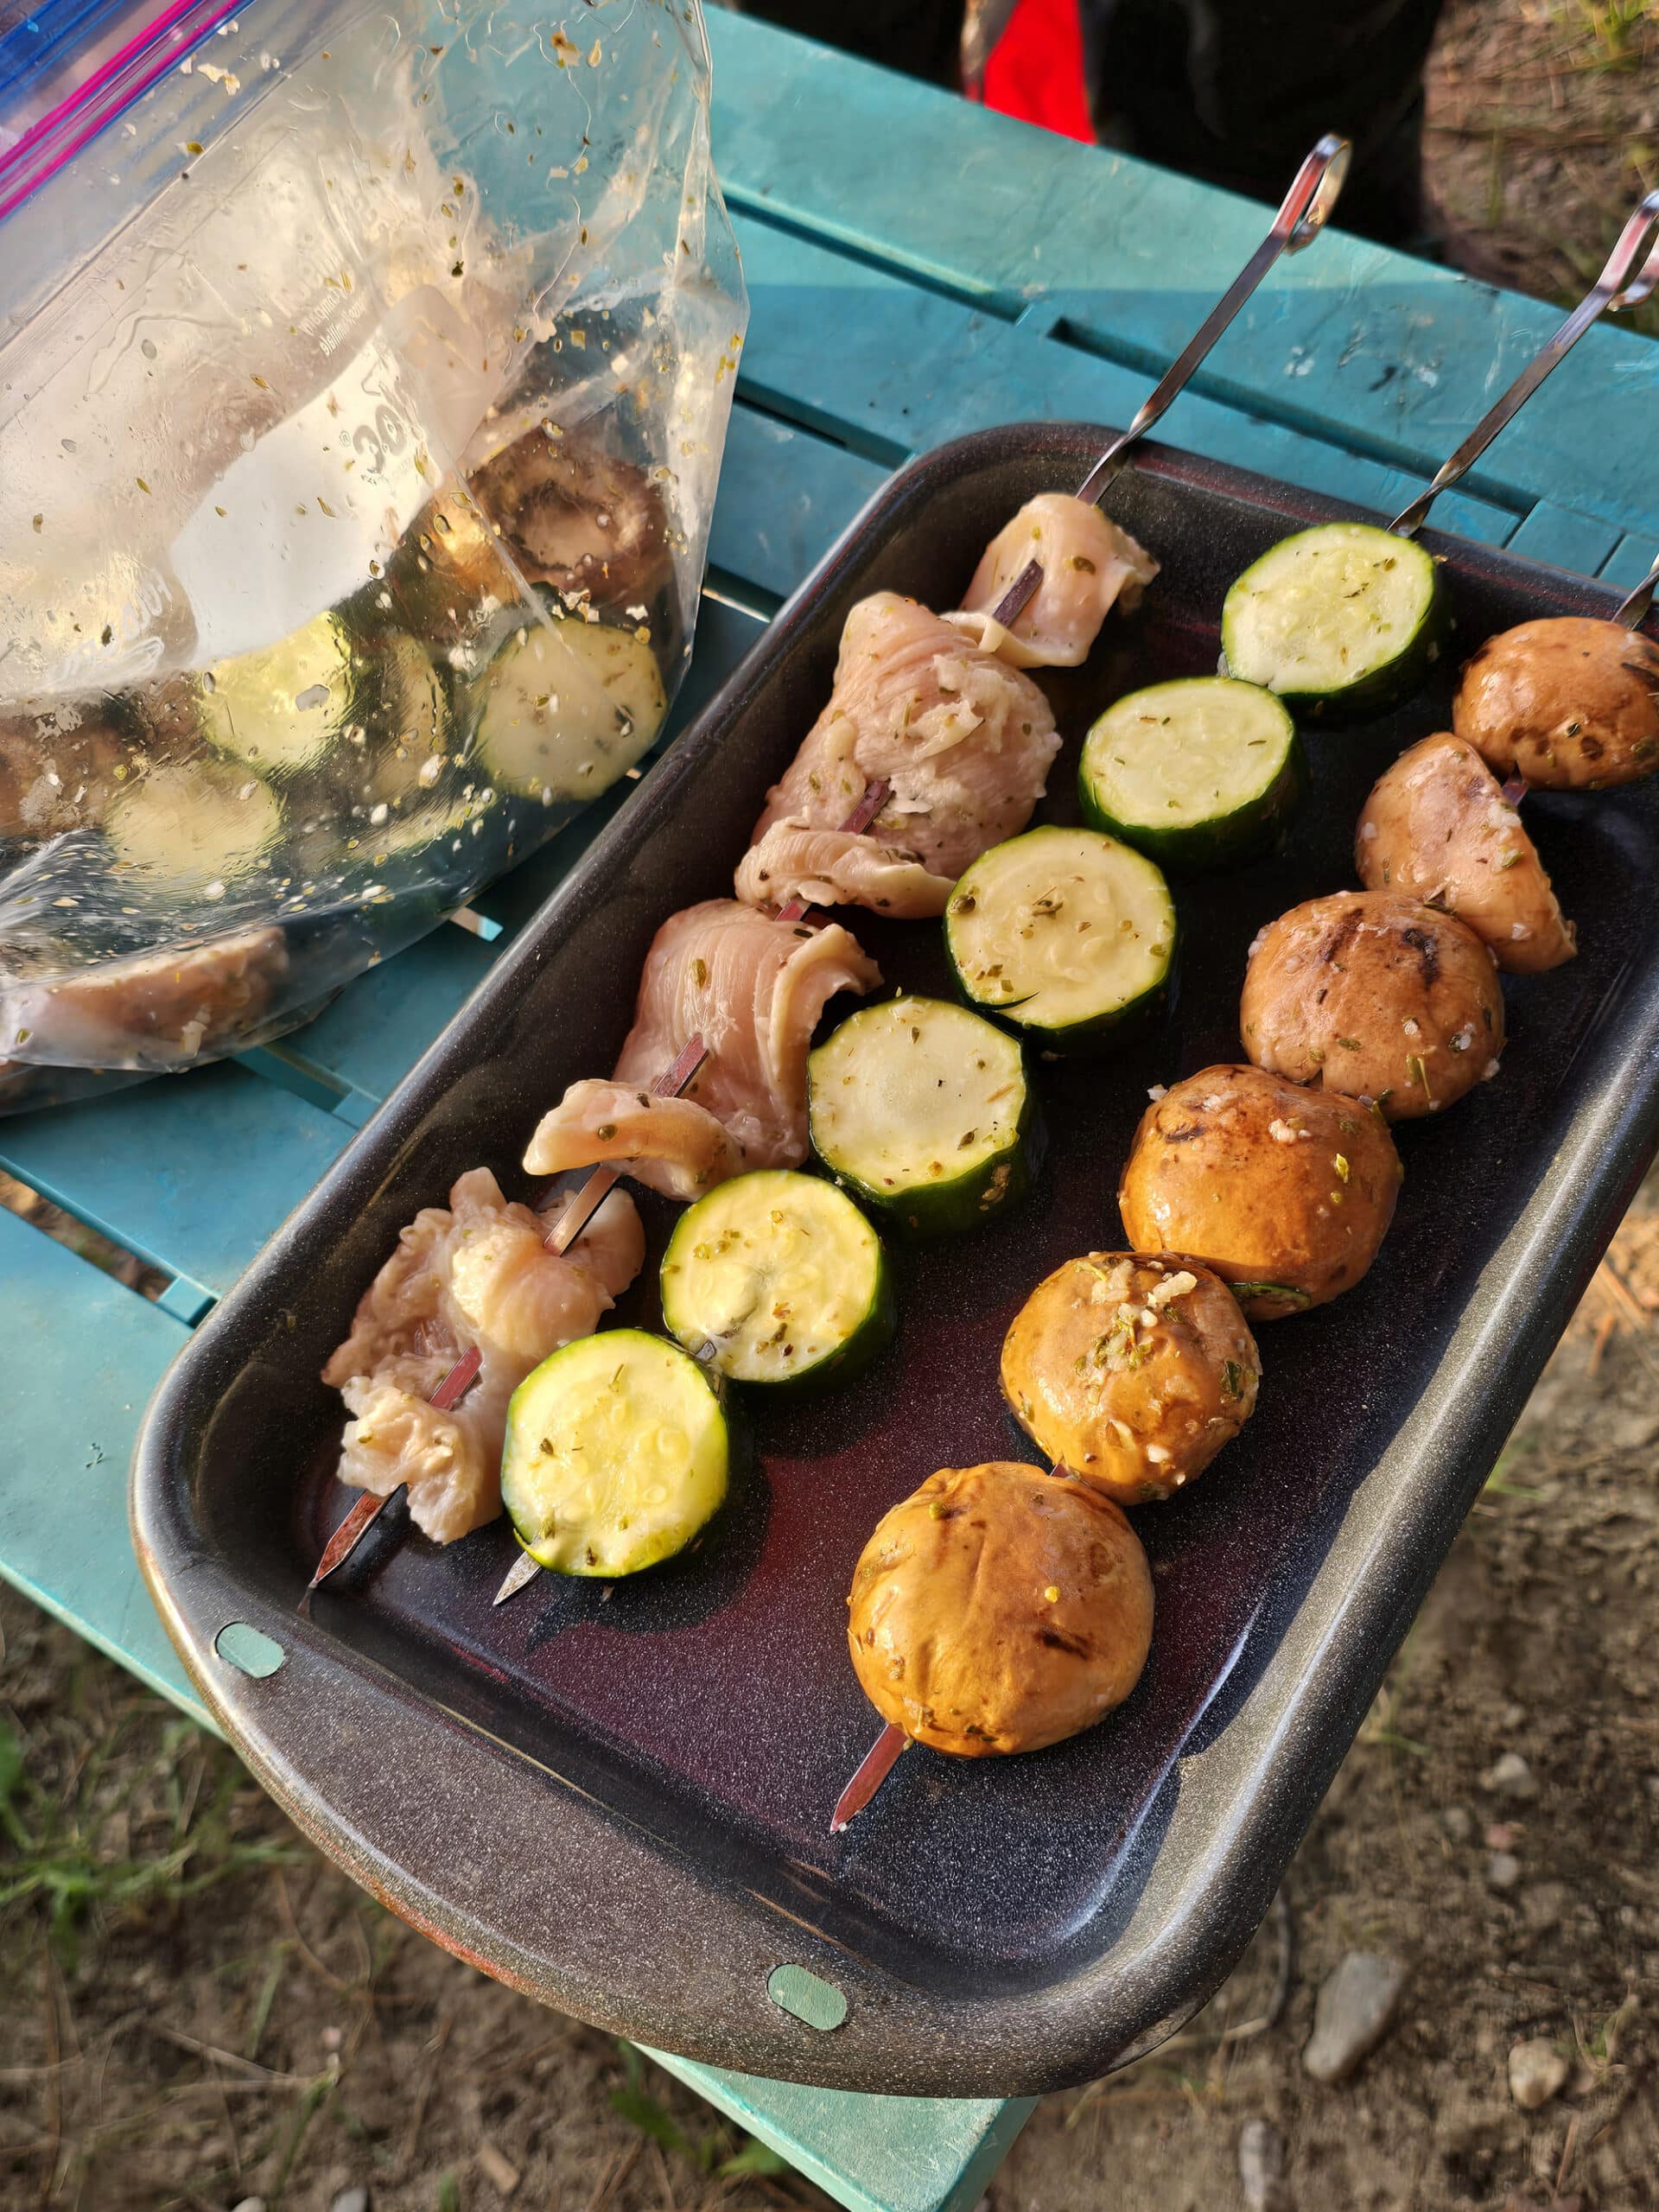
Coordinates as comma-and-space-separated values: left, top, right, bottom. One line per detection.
0, 1061, 346, 1300
1601, 532, 1659, 588
729, 213, 1519, 545
0, 1206, 200, 1713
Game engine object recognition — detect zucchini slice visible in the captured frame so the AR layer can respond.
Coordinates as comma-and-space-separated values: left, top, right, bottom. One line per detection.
500, 1329, 728, 1577
944, 824, 1175, 1052
1220, 522, 1443, 720
1079, 677, 1306, 871
808, 996, 1036, 1236
106, 756, 282, 891
201, 612, 362, 777
473, 617, 666, 803
661, 1169, 894, 1389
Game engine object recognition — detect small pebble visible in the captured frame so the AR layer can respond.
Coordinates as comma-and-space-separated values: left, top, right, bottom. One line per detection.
1521, 1881, 1568, 1933
231, 2201, 266, 2212
1482, 1751, 1538, 1801
1508, 2037, 1569, 2110
1237, 2118, 1287, 2212
1302, 1951, 1407, 2083
1485, 1822, 1516, 1850
1489, 1851, 1522, 1891
329, 2190, 369, 2212
1440, 1805, 1474, 1845
1499, 1702, 1527, 1730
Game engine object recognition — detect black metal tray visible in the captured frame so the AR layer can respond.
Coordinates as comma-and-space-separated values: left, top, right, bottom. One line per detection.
131, 426, 1659, 2097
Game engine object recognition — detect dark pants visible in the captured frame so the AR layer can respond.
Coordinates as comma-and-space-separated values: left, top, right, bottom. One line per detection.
734, 0, 1445, 248
1080, 0, 1445, 247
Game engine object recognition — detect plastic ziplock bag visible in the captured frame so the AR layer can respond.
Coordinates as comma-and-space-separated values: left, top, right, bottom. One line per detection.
0, 0, 746, 1102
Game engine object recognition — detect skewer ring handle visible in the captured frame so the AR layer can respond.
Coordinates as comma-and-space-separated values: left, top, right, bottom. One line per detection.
1391, 187, 1659, 538
1277, 134, 1351, 255
1073, 133, 1352, 512
1601, 188, 1659, 310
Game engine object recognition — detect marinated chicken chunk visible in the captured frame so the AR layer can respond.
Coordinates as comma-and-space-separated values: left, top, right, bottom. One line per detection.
523, 899, 880, 1200
0, 927, 289, 1071
950, 493, 1158, 669
322, 1167, 644, 1543
735, 594, 1059, 919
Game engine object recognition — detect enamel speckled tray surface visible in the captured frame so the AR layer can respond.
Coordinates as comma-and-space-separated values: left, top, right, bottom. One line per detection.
132, 426, 1659, 2096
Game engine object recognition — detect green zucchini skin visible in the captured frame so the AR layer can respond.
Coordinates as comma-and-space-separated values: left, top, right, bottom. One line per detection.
1078, 678, 1308, 873
659, 1168, 896, 1393
1219, 522, 1447, 723
807, 997, 1040, 1237
500, 1328, 729, 1577
944, 825, 1177, 1054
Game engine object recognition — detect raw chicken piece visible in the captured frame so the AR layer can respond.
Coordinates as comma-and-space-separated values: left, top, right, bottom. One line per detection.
734, 823, 950, 919
950, 493, 1159, 669
735, 594, 1059, 919
0, 926, 289, 1071
523, 898, 880, 1199
523, 1079, 742, 1202
322, 1166, 643, 1543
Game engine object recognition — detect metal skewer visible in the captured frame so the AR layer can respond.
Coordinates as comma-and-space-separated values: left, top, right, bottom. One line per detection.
989, 133, 1351, 632
490, 778, 896, 1609
1389, 189, 1659, 539
831, 1722, 909, 1831
1616, 551, 1659, 633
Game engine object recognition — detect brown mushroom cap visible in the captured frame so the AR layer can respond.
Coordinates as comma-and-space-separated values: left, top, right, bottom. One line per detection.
0, 711, 134, 844
1241, 889, 1504, 1120
1454, 617, 1659, 790
1001, 1253, 1258, 1503
378, 483, 522, 646
1117, 1064, 1402, 1321
847, 1461, 1154, 1757
467, 426, 671, 614
1354, 731, 1575, 975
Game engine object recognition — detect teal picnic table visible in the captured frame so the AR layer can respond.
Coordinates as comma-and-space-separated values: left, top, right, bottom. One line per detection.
6, 16, 1659, 2209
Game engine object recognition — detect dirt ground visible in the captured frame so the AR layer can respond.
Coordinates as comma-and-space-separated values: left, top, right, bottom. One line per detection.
5, 5, 1659, 2209
1426, 0, 1659, 335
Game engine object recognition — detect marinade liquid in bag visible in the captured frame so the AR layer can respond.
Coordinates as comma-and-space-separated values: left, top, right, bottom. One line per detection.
0, 0, 746, 1101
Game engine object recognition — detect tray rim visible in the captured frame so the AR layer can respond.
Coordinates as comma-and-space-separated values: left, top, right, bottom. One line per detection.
130, 423, 1659, 2095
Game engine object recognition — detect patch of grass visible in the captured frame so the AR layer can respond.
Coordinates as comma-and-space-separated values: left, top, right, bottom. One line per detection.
609, 2043, 791, 2177
1572, 0, 1653, 67
0, 1709, 305, 1969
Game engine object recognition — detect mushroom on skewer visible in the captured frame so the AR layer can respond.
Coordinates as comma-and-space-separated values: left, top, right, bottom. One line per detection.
1355, 733, 1576, 976
834, 1255, 1261, 1830
1241, 890, 1505, 1119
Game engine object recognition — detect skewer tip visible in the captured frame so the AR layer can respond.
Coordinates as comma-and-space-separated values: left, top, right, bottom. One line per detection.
829, 1721, 909, 1834
302, 1487, 396, 1602
493, 1548, 544, 1606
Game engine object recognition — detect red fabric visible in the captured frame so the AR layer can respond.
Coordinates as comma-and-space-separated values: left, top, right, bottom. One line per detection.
978, 0, 1093, 144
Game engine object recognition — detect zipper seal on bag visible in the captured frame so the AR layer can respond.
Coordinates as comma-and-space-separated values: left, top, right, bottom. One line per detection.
0, 0, 245, 225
